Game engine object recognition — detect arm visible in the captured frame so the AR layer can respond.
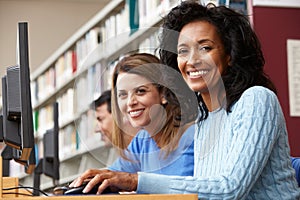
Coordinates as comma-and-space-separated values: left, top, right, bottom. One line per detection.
69, 132, 142, 192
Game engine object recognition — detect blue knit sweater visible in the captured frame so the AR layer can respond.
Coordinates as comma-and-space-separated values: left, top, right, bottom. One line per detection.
137, 86, 300, 199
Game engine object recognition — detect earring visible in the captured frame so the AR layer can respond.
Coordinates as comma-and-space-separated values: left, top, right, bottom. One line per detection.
161, 98, 168, 105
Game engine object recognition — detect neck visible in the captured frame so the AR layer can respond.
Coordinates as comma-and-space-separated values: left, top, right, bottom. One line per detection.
144, 106, 166, 136
201, 87, 226, 112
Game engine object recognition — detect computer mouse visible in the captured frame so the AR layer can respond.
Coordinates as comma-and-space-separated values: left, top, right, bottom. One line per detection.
64, 181, 116, 195
53, 186, 69, 195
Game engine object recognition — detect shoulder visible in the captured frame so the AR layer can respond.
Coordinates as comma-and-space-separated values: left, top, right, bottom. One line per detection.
184, 124, 196, 136
241, 86, 277, 100
233, 86, 279, 110
231, 86, 284, 123
179, 123, 196, 141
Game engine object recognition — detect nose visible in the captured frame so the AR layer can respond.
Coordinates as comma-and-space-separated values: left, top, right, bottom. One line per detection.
95, 123, 102, 133
187, 48, 202, 66
127, 92, 137, 106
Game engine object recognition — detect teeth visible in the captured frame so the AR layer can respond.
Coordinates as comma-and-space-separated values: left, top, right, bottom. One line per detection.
129, 110, 143, 117
189, 70, 208, 77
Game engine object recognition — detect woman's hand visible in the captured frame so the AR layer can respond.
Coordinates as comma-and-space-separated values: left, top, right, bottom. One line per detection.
69, 169, 138, 194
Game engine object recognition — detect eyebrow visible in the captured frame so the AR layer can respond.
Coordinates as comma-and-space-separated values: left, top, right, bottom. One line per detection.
177, 38, 215, 47
118, 83, 152, 92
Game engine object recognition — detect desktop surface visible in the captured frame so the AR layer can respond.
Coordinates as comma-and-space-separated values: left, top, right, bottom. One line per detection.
2, 193, 198, 200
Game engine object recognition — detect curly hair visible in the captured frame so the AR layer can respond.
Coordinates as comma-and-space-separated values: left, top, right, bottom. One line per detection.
159, 1, 276, 120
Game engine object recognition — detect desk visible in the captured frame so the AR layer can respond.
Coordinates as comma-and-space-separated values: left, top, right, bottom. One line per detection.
2, 194, 198, 200
0, 158, 197, 200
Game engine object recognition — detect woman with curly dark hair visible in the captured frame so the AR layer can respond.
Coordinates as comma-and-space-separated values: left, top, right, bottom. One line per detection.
69, 2, 300, 199
148, 1, 298, 199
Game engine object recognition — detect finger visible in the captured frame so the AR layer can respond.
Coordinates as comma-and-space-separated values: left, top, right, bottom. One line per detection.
95, 172, 138, 194
69, 177, 84, 188
82, 174, 104, 193
71, 169, 102, 187
68, 178, 77, 188
96, 179, 111, 194
72, 177, 85, 187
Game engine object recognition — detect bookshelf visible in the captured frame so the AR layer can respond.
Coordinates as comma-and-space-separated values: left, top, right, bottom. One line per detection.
14, 0, 177, 192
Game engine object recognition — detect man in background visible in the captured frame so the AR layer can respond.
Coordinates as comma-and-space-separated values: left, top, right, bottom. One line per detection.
91, 90, 137, 165
92, 90, 114, 147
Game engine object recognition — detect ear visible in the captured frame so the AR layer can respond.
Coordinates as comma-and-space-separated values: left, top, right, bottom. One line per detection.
226, 54, 232, 67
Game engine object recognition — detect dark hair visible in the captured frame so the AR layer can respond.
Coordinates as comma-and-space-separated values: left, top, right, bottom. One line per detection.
91, 90, 111, 113
159, 1, 276, 120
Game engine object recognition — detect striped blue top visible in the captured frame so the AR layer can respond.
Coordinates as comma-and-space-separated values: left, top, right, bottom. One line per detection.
137, 86, 300, 199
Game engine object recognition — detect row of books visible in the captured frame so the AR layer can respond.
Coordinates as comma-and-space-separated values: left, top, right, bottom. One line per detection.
138, 30, 160, 55
31, 0, 181, 108
35, 109, 100, 162
138, 0, 178, 27
33, 63, 105, 137
58, 110, 102, 160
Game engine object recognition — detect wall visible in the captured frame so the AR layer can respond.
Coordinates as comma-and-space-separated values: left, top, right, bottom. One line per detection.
0, 0, 109, 97
253, 6, 300, 156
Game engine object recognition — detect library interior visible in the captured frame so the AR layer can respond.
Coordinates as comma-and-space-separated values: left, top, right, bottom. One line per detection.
0, 0, 299, 199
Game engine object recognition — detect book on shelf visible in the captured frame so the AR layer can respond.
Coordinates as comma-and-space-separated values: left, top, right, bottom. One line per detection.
59, 124, 77, 160
138, 30, 160, 54
128, 0, 139, 34
57, 88, 75, 126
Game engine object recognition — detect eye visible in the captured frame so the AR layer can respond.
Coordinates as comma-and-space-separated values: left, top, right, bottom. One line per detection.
118, 91, 127, 99
136, 88, 147, 95
177, 47, 189, 55
199, 45, 212, 52
97, 117, 102, 122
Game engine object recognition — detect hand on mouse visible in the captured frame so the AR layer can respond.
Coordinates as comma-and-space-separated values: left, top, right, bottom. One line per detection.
69, 169, 138, 195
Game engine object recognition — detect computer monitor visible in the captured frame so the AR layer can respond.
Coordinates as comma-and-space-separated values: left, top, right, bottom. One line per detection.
43, 102, 59, 181
1, 22, 35, 174
33, 102, 59, 196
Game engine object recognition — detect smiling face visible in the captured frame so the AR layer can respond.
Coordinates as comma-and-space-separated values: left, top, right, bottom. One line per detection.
177, 20, 230, 99
116, 72, 165, 131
